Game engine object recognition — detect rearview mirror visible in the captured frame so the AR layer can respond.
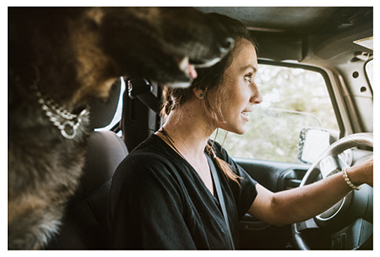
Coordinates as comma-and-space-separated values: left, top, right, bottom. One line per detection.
298, 127, 330, 164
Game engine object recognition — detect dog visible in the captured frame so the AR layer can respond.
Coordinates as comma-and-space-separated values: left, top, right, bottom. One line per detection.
8, 7, 233, 250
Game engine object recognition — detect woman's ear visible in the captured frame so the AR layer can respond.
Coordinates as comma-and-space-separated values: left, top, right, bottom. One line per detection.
193, 88, 205, 99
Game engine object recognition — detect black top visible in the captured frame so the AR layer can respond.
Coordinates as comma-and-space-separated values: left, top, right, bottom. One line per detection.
108, 134, 258, 250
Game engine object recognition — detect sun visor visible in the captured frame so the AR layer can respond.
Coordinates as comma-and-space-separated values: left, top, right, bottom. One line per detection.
251, 31, 303, 61
313, 25, 373, 60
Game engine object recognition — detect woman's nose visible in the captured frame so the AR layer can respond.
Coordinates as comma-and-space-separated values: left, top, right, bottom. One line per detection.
250, 85, 263, 104
253, 91, 263, 104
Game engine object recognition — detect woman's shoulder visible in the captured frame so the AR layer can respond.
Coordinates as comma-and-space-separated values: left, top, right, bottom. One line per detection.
127, 134, 168, 158
114, 135, 174, 177
110, 136, 186, 209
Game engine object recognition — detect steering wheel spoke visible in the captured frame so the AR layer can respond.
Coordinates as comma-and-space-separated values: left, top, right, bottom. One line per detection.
319, 154, 340, 178
319, 149, 353, 179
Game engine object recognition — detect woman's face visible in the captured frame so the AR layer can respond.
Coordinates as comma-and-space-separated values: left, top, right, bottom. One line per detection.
214, 38, 263, 134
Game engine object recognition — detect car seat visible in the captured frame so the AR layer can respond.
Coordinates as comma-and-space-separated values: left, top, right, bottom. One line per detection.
45, 79, 128, 249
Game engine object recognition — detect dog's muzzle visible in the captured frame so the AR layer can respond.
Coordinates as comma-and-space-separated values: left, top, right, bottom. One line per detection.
193, 37, 235, 68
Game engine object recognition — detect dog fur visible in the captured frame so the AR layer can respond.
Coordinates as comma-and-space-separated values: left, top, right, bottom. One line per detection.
8, 7, 231, 250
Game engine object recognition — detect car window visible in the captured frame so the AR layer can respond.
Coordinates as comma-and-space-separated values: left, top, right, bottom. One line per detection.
213, 63, 339, 163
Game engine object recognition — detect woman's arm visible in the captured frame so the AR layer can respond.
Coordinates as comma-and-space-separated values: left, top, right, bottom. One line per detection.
248, 158, 373, 226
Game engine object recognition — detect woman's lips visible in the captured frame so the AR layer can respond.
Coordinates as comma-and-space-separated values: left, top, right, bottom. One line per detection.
241, 111, 250, 121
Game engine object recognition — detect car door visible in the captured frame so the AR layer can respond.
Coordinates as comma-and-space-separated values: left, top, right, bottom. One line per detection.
236, 158, 311, 250
212, 61, 341, 249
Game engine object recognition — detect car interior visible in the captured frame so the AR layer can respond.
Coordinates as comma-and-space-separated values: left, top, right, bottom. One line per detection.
44, 7, 373, 250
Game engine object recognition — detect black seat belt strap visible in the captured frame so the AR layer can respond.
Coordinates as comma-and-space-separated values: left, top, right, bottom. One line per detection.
128, 78, 161, 113
206, 154, 235, 250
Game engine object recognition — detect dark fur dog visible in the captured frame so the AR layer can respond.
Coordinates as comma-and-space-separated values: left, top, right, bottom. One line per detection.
8, 7, 233, 250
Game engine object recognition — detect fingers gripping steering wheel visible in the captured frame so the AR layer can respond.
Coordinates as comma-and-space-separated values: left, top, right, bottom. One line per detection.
291, 133, 373, 250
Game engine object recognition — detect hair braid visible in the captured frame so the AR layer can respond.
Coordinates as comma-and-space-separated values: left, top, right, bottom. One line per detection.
205, 141, 240, 186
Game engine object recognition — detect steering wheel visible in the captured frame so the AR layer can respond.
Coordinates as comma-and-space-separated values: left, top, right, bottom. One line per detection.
291, 133, 373, 250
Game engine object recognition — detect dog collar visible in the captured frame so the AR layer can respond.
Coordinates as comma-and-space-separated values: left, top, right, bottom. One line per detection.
31, 85, 88, 140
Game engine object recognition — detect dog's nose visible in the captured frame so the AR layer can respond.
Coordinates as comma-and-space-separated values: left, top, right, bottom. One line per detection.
220, 37, 235, 54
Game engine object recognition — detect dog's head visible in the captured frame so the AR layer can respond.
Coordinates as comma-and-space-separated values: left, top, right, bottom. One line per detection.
100, 7, 234, 88
9, 7, 233, 105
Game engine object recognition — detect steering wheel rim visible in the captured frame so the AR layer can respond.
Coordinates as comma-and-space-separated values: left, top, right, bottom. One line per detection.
292, 133, 373, 250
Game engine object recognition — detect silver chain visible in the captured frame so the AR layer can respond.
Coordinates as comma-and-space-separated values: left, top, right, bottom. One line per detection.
31, 85, 88, 139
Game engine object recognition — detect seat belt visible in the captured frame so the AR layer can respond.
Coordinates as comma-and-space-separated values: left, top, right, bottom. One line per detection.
127, 78, 161, 113
206, 154, 235, 250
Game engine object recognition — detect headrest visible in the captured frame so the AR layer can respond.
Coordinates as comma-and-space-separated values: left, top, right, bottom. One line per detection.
88, 79, 121, 130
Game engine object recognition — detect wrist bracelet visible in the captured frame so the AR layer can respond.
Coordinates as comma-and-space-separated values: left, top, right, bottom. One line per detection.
342, 167, 361, 191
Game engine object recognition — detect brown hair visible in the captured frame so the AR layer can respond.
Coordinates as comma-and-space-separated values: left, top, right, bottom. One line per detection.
161, 13, 258, 184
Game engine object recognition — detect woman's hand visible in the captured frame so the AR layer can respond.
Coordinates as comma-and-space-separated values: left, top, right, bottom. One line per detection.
348, 157, 373, 187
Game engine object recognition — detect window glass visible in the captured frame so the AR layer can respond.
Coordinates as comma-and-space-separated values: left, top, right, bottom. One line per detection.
213, 64, 339, 163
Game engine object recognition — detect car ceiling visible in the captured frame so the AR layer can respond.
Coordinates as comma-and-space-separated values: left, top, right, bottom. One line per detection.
197, 7, 344, 33
196, 7, 373, 65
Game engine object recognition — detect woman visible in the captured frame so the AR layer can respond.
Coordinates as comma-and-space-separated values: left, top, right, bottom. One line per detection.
108, 13, 373, 250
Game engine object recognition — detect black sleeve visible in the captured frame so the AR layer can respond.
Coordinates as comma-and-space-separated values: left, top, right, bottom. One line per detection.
109, 154, 197, 249
233, 164, 258, 219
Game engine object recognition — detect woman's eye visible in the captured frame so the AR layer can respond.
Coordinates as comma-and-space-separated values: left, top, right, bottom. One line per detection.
244, 74, 252, 83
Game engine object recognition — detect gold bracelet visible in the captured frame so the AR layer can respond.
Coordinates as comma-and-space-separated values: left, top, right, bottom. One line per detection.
342, 167, 361, 191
